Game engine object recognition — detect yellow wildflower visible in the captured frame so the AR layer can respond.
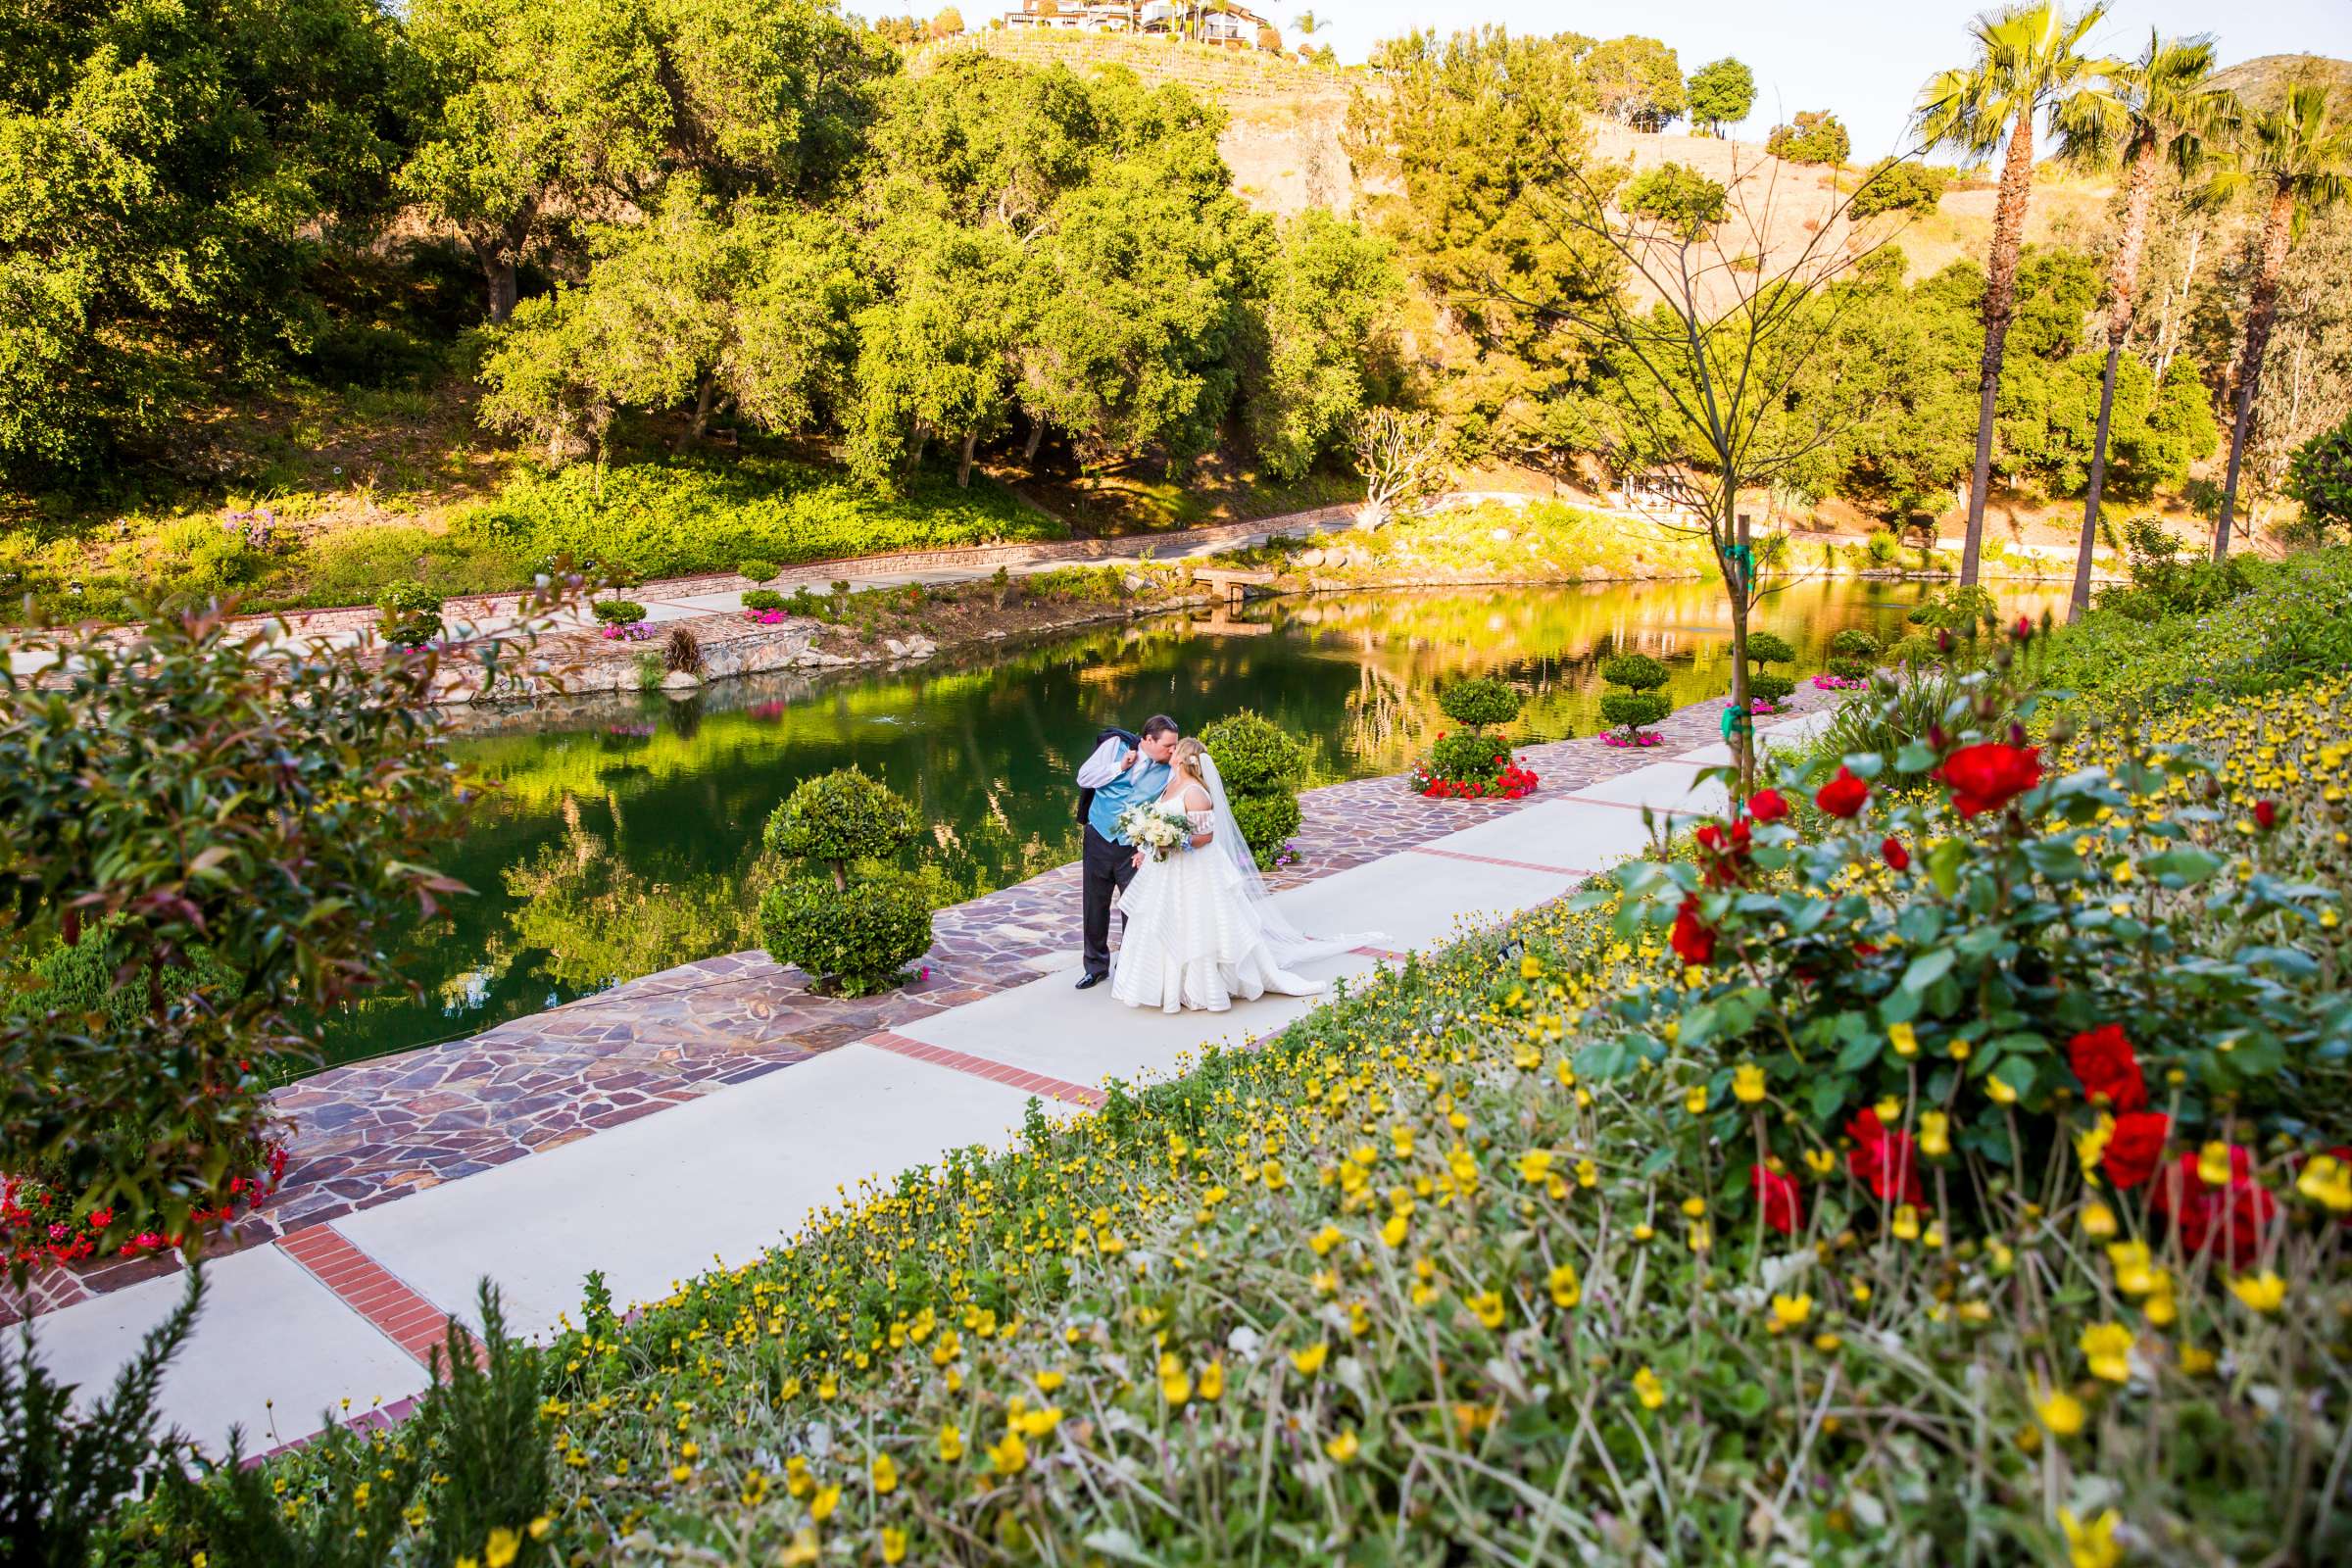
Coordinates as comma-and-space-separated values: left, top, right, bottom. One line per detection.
1291, 1343, 1329, 1376
1887, 1021, 1918, 1058
2034, 1385, 2085, 1438
1733, 1062, 1766, 1102
1158, 1353, 1192, 1405
810, 1485, 840, 1523
1309, 1223, 1343, 1256
881, 1525, 909, 1564
987, 1432, 1028, 1476
485, 1530, 520, 1568
2297, 1153, 2352, 1213
1631, 1366, 1666, 1410
2080, 1322, 2133, 1384
1547, 1262, 1581, 1308
937, 1424, 964, 1462
1198, 1359, 1225, 1400
1325, 1429, 1360, 1463
2060, 1507, 2123, 1568
2230, 1272, 2285, 1314
1917, 1110, 1950, 1158
1769, 1293, 1813, 1332
871, 1454, 898, 1494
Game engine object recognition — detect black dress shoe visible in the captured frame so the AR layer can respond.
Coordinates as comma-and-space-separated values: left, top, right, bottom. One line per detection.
1075, 972, 1107, 990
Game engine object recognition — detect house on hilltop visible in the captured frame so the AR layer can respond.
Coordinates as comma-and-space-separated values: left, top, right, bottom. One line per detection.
1000, 2, 1280, 51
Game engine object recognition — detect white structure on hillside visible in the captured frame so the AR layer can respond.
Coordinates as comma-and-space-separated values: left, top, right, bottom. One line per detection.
1000, 2, 1279, 50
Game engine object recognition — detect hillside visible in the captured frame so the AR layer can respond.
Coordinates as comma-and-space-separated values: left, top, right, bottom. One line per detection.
2210, 52, 2352, 111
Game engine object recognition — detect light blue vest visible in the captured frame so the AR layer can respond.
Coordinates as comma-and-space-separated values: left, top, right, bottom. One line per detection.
1088, 759, 1172, 844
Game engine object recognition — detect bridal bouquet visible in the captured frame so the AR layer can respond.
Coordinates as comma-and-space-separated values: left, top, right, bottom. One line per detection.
1114, 799, 1194, 860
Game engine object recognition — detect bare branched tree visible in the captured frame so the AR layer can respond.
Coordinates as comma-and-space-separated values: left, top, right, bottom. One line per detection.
1349, 407, 1452, 528
1490, 145, 1927, 787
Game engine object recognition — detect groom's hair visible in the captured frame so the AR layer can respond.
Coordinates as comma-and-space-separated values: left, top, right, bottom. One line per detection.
1141, 714, 1179, 740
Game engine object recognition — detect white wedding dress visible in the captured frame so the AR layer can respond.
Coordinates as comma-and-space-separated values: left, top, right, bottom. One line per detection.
1109, 760, 1376, 1014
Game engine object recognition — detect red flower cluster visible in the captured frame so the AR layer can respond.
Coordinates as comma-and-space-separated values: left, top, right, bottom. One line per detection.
1935, 742, 2041, 818
1814, 766, 1870, 818
1414, 760, 1541, 801
1845, 1107, 1926, 1206
1746, 788, 1790, 822
2, 1142, 287, 1269
2101, 1110, 2172, 1189
1670, 896, 1717, 965
1880, 836, 1910, 870
2068, 1023, 2147, 1112
2151, 1146, 2275, 1266
1749, 1163, 1804, 1235
1693, 817, 1753, 886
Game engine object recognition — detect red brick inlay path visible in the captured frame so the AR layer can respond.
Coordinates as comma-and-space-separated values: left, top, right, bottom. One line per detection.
860, 1031, 1107, 1109
276, 1225, 471, 1371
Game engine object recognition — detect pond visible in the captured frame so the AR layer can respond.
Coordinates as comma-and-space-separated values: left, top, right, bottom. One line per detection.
322, 575, 2070, 1069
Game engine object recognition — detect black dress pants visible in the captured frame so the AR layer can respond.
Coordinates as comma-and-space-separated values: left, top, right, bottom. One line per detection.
1081, 824, 1139, 979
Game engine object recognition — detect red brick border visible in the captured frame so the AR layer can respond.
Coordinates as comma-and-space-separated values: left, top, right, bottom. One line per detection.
276, 1225, 472, 1371
860, 1031, 1107, 1108
1405, 845, 1593, 877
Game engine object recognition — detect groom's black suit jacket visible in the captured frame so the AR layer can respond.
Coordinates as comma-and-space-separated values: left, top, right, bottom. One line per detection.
1075, 724, 1139, 826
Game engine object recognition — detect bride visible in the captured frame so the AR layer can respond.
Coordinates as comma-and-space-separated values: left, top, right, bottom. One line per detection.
1111, 739, 1372, 1014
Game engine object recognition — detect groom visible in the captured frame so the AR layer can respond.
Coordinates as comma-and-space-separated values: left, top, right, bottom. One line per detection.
1072, 713, 1180, 989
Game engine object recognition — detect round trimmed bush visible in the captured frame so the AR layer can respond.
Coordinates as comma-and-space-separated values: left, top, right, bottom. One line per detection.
738, 559, 779, 584
1437, 677, 1522, 731
1201, 711, 1307, 868
743, 589, 788, 612
1887, 632, 1939, 667
1743, 631, 1795, 667
1599, 653, 1668, 692
759, 871, 933, 997
1748, 671, 1796, 705
376, 581, 444, 649
593, 599, 649, 626
1431, 730, 1510, 784
764, 767, 920, 876
1600, 690, 1672, 733
1827, 628, 1881, 681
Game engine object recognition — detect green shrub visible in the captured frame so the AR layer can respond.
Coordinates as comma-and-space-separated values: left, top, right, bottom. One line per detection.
759, 768, 932, 993
1849, 158, 1947, 218
737, 559, 779, 584
1765, 108, 1849, 165
1826, 627, 1880, 680
742, 589, 788, 612
1200, 711, 1308, 868
2287, 412, 2352, 538
1746, 671, 1795, 705
1741, 630, 1795, 667
1431, 729, 1511, 780
1436, 676, 1522, 730
1906, 584, 1999, 638
1863, 528, 1900, 564
592, 599, 647, 626
1598, 652, 1668, 691
376, 580, 444, 648
1599, 688, 1671, 734
758, 872, 934, 997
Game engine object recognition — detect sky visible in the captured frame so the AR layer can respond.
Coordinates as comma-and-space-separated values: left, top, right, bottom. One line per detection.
1264, 0, 2352, 157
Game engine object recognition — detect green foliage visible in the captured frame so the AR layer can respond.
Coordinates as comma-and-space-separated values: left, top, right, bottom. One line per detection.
0, 603, 497, 1247
1826, 626, 1881, 680
738, 559, 779, 583
760, 767, 932, 992
742, 588, 788, 612
1599, 652, 1669, 691
1746, 671, 1795, 705
1621, 163, 1727, 239
2048, 547, 2352, 714
1849, 160, 1949, 219
2094, 519, 2250, 621
1435, 675, 1523, 730
1766, 110, 1850, 166
457, 452, 1056, 582
1685, 57, 1755, 134
1599, 688, 1671, 735
2285, 412, 2352, 537
1429, 729, 1513, 781
3, 1270, 201, 1567
763, 766, 920, 877
1906, 584, 1999, 638
414, 1286, 558, 1566
376, 581, 446, 649
1242, 211, 1405, 482
1585, 35, 1686, 132
591, 599, 647, 625
28, 923, 238, 1057
1741, 630, 1795, 667
0, 0, 411, 484
758, 872, 933, 996
1200, 710, 1308, 868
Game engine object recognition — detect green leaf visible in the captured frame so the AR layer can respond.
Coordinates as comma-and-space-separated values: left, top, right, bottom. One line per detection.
2142, 847, 2221, 888
1836, 1033, 1883, 1072
1900, 949, 1954, 994
1928, 837, 1965, 899
1893, 740, 1937, 774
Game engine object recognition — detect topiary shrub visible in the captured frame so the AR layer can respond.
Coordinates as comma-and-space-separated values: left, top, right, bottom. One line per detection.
1742, 631, 1795, 667
1200, 711, 1307, 869
758, 768, 934, 996
1748, 671, 1796, 706
1599, 652, 1673, 745
1436, 676, 1523, 731
593, 599, 648, 626
377, 580, 444, 649
1741, 630, 1797, 710
1416, 677, 1539, 798
738, 559, 779, 584
743, 589, 788, 613
1827, 628, 1881, 681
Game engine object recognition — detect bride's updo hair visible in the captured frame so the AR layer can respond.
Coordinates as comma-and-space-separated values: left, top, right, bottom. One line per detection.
1169, 737, 1209, 785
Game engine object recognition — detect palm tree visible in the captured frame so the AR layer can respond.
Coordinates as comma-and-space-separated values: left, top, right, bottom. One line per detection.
2052, 32, 2232, 618
2211, 82, 2351, 559
1915, 3, 2113, 587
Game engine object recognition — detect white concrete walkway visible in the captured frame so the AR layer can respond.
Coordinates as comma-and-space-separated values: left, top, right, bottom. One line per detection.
21, 710, 1833, 1452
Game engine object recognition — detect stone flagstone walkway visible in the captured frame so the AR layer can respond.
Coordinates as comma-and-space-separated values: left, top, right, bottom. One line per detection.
15, 695, 1838, 1455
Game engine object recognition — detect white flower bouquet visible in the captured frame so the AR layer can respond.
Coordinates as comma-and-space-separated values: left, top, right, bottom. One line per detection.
1114, 799, 1194, 861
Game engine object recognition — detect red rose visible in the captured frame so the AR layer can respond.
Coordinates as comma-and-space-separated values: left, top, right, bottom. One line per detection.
1669, 896, 1717, 966
1844, 1107, 1926, 1206
2101, 1111, 2170, 1189
1749, 1163, 1803, 1235
2253, 799, 2278, 830
1814, 766, 1869, 818
1746, 788, 1790, 823
2151, 1147, 2273, 1266
1880, 835, 1910, 870
1935, 743, 2041, 818
2068, 1023, 2147, 1113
